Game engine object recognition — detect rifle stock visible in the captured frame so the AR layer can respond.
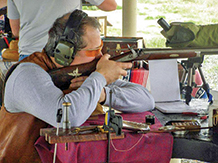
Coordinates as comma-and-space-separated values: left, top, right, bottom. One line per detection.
49, 47, 218, 90
49, 59, 99, 90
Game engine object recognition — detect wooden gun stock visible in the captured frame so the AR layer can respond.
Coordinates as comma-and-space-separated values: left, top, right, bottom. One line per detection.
48, 51, 134, 90
48, 47, 218, 90
49, 59, 99, 90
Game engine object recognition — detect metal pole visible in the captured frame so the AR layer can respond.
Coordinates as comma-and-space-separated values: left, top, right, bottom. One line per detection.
62, 102, 71, 150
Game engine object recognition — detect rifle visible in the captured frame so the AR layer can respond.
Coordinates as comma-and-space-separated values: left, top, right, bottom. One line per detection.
48, 47, 218, 90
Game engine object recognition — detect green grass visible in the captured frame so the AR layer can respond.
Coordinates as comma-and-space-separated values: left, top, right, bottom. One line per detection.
82, 5, 122, 10
116, 5, 122, 10
144, 15, 166, 20
82, 6, 99, 11
144, 37, 166, 48
107, 27, 122, 36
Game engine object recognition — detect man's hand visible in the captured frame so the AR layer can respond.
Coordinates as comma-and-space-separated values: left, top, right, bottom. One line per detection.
96, 54, 132, 84
98, 88, 106, 104
69, 76, 88, 90
63, 76, 87, 94
97, 0, 117, 11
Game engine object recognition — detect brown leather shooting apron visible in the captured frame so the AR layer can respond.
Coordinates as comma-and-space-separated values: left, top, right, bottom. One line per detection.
0, 52, 103, 162
0, 52, 55, 163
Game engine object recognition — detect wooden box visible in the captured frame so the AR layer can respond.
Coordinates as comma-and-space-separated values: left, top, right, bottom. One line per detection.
90, 16, 107, 36
101, 36, 145, 56
95, 16, 107, 37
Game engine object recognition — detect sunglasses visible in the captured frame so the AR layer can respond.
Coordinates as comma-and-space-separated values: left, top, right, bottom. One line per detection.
80, 40, 103, 57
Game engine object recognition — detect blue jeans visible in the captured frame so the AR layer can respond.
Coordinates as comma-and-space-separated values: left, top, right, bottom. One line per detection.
19, 54, 29, 61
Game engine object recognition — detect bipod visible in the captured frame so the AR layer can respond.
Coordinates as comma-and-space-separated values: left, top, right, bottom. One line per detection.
180, 56, 213, 105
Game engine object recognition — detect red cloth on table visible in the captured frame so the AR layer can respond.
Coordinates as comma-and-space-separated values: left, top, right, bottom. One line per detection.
35, 112, 173, 163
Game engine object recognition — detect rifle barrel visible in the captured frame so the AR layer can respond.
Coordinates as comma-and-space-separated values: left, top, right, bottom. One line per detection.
49, 47, 218, 90
135, 47, 218, 55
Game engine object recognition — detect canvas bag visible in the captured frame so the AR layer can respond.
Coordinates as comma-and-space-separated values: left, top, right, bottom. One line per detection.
161, 22, 218, 48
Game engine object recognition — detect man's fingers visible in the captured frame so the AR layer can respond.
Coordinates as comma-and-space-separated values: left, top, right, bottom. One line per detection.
101, 54, 111, 60
71, 76, 87, 82
96, 54, 133, 84
70, 81, 83, 87
117, 62, 133, 69
120, 69, 128, 77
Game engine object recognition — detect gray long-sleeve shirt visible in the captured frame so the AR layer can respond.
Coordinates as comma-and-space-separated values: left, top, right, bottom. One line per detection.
4, 63, 155, 127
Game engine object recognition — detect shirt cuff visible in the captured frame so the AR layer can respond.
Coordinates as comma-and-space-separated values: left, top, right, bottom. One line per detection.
102, 86, 110, 106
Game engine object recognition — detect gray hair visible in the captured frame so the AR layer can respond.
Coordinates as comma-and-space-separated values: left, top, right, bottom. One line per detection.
44, 12, 101, 56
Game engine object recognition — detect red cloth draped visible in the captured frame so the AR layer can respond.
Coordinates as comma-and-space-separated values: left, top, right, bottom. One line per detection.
35, 111, 173, 163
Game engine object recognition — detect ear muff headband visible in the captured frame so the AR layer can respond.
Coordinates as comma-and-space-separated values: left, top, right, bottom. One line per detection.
54, 9, 88, 66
